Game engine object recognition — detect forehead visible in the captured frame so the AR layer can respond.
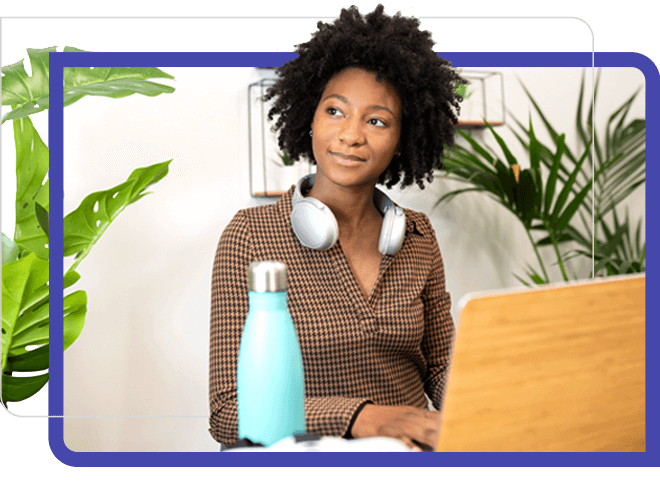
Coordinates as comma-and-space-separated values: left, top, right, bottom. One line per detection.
322, 67, 401, 111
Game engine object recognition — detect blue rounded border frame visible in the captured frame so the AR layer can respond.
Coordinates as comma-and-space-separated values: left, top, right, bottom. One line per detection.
48, 52, 660, 467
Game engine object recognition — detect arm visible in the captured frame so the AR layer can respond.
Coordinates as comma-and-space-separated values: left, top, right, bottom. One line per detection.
420, 219, 455, 411
306, 396, 373, 438
209, 210, 252, 447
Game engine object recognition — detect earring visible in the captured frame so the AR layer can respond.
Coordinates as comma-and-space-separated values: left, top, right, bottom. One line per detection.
395, 152, 401, 157
309, 130, 313, 137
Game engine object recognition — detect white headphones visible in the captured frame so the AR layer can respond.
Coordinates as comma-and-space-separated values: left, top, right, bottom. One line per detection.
291, 174, 406, 255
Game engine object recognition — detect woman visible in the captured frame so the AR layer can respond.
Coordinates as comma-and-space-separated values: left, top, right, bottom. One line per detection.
210, 5, 465, 451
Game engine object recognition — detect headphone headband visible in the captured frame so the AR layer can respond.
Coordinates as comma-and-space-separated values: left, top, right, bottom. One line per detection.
290, 174, 406, 255
292, 174, 398, 216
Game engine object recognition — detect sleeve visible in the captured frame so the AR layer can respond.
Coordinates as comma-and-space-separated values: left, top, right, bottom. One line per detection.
209, 210, 252, 447
305, 397, 373, 438
419, 216, 456, 411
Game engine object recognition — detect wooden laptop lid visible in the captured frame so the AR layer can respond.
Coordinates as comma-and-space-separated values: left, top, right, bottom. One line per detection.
436, 274, 645, 452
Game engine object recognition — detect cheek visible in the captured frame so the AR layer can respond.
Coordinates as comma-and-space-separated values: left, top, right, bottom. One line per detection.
310, 127, 326, 164
375, 132, 400, 156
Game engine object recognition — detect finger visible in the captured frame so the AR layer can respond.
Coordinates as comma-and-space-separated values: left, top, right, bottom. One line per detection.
411, 439, 434, 452
398, 437, 420, 451
409, 424, 439, 451
382, 417, 436, 449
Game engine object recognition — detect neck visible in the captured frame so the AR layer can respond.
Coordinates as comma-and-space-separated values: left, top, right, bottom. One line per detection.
306, 175, 382, 231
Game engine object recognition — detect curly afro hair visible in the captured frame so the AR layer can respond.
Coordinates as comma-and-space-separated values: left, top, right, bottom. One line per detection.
264, 4, 466, 190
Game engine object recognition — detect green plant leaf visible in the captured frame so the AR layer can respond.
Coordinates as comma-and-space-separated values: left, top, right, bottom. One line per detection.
1, 254, 32, 335
512, 273, 530, 287
605, 87, 642, 161
526, 117, 543, 212
442, 150, 505, 200
562, 224, 592, 248
555, 178, 593, 234
2, 232, 20, 265
520, 264, 549, 285
1, 46, 175, 124
492, 158, 517, 211
2, 373, 49, 403
543, 134, 565, 219
34, 202, 49, 240
2, 253, 48, 370
510, 114, 593, 210
517, 170, 537, 228
596, 224, 627, 260
5, 344, 49, 372
62, 69, 175, 105
9, 307, 49, 357
13, 116, 50, 260
455, 128, 495, 165
63, 290, 87, 351
276, 150, 296, 167
484, 120, 518, 167
576, 69, 590, 151
63, 270, 82, 290
534, 233, 574, 247
2, 259, 87, 401
63, 160, 171, 271
517, 76, 577, 165
433, 187, 486, 208
550, 145, 591, 223
2, 47, 53, 113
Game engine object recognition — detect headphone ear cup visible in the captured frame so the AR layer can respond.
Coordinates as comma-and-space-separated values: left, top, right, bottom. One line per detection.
291, 198, 339, 251
378, 207, 406, 255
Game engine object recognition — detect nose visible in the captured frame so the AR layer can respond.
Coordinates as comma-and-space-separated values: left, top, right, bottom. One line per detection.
337, 116, 365, 146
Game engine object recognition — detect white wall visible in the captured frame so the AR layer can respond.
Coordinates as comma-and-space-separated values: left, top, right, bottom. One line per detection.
1, 18, 644, 452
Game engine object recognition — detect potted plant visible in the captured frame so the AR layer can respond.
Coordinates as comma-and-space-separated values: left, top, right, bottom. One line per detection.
437, 70, 645, 285
1, 46, 175, 406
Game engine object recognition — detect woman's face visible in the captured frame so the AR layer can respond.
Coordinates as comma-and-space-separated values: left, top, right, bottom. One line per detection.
310, 67, 402, 190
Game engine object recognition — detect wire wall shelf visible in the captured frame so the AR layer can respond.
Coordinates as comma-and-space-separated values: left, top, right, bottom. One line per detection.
248, 78, 315, 198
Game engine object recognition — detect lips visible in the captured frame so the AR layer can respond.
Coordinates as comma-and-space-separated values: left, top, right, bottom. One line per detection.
330, 151, 366, 166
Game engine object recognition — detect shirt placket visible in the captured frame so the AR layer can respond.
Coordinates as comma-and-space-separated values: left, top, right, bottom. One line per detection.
329, 242, 395, 334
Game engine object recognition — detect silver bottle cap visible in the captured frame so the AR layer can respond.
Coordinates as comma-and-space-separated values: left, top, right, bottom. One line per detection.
248, 260, 288, 292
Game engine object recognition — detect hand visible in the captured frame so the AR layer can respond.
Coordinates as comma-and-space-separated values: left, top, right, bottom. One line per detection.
350, 404, 439, 451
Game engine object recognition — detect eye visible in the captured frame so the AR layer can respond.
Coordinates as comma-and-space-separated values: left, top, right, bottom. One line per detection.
368, 117, 386, 127
327, 107, 344, 117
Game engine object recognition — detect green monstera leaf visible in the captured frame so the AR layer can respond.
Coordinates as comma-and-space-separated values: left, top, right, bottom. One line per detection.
2, 47, 175, 405
1, 252, 87, 403
64, 160, 171, 272
1, 46, 175, 124
2, 253, 48, 369
2, 251, 49, 403
13, 116, 50, 260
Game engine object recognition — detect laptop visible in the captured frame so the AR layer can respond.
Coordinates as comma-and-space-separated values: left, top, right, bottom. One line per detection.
435, 274, 645, 452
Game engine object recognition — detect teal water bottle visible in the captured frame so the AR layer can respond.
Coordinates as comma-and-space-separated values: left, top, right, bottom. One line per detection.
237, 260, 305, 447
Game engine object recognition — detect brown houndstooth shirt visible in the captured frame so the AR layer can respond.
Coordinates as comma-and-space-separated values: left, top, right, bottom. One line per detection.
209, 185, 455, 447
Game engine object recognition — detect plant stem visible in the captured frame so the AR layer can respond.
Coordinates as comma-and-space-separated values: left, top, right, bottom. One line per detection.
66, 247, 90, 276
524, 226, 550, 283
65, 205, 129, 276
544, 222, 569, 281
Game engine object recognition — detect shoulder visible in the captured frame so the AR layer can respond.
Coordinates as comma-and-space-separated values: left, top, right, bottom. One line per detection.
221, 203, 279, 236
218, 199, 293, 257
399, 207, 445, 268
402, 207, 435, 239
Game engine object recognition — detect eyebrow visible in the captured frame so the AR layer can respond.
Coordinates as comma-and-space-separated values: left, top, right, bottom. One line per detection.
322, 93, 397, 116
